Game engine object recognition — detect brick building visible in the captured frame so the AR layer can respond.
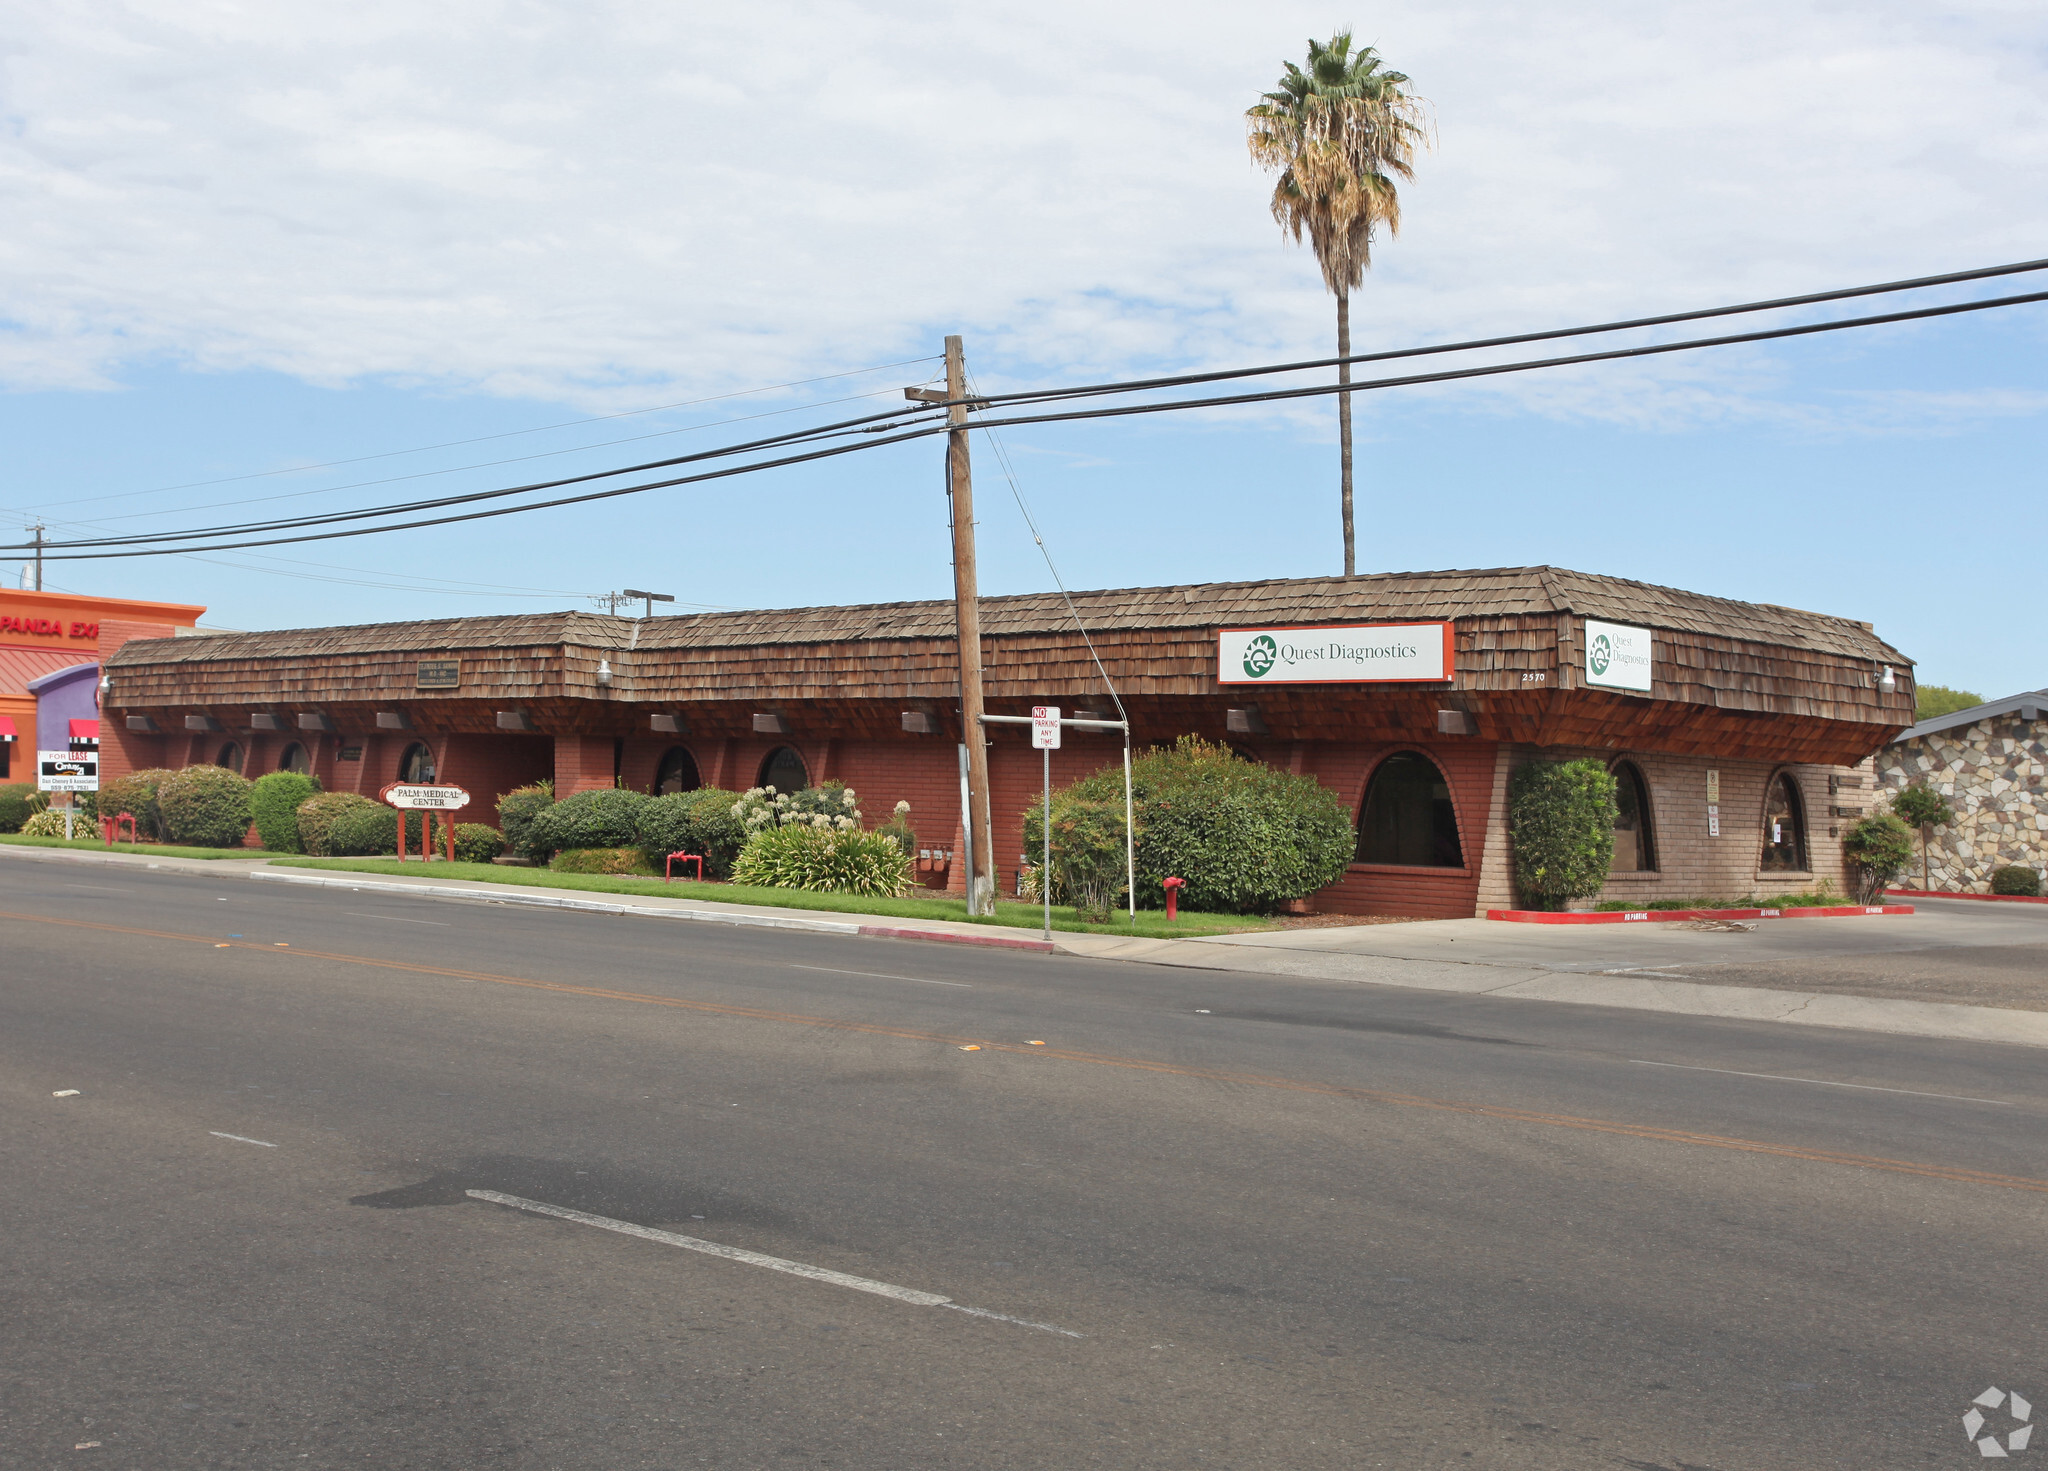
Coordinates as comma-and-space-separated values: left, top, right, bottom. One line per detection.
98, 567, 1916, 917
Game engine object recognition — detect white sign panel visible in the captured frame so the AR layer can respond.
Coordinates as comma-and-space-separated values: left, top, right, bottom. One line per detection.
1217, 623, 1451, 685
1583, 619, 1654, 692
383, 784, 471, 810
1031, 706, 1062, 749
37, 750, 98, 792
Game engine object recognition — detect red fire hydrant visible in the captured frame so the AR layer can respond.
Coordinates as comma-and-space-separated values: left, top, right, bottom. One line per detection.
1162, 876, 1186, 922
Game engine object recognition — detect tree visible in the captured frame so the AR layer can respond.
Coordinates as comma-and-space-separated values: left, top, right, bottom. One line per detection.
1248, 32, 1429, 576
1841, 812, 1915, 903
1888, 783, 1953, 892
1913, 684, 1983, 722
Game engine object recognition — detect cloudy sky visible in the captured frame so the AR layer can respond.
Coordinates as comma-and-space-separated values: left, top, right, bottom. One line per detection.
2, 0, 2043, 693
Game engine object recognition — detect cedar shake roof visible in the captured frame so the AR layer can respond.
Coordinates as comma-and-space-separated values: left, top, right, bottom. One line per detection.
107, 566, 1910, 668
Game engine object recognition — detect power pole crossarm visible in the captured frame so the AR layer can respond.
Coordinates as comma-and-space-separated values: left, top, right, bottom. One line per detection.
944, 336, 998, 917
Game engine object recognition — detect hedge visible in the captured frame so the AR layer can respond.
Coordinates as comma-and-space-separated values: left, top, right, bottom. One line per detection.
1508, 759, 1618, 910
250, 771, 321, 853
635, 787, 747, 877
496, 782, 556, 857
1049, 736, 1353, 913
549, 846, 658, 876
526, 788, 649, 856
96, 769, 175, 840
1841, 812, 1916, 903
452, 823, 507, 864
157, 765, 256, 848
298, 792, 386, 857
0, 782, 35, 834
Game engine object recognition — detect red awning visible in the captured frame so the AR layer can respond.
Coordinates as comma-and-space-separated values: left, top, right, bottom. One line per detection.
0, 715, 16, 742
69, 718, 100, 742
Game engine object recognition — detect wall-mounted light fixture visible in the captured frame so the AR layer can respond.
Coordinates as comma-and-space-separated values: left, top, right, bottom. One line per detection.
752, 712, 789, 734
375, 710, 412, 730
1879, 666, 1897, 693
596, 659, 614, 686
1225, 706, 1267, 735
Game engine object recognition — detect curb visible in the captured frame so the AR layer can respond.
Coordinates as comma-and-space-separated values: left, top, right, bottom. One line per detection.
249, 869, 1056, 951
1487, 904, 1912, 924
1887, 888, 2048, 906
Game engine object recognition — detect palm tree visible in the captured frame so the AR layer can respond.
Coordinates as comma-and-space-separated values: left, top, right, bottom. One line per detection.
1248, 33, 1428, 576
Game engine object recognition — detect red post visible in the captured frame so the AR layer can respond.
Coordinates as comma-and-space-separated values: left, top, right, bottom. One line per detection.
443, 812, 456, 863
666, 852, 703, 883
1162, 876, 1185, 922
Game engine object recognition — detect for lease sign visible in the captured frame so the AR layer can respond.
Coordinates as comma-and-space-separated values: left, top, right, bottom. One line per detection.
1217, 623, 1451, 685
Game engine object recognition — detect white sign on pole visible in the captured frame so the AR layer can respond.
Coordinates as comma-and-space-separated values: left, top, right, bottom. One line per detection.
1217, 623, 1450, 685
1031, 706, 1062, 749
1583, 619, 1654, 692
383, 784, 471, 810
37, 750, 98, 792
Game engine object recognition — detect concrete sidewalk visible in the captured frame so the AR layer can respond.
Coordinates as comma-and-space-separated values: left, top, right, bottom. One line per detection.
6, 842, 2045, 1048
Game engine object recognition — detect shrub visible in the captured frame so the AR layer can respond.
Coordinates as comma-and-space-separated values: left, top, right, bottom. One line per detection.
733, 781, 862, 835
452, 823, 507, 864
298, 791, 387, 856
496, 781, 555, 857
250, 770, 321, 853
96, 768, 175, 839
1991, 865, 2042, 897
0, 782, 36, 833
1022, 793, 1130, 921
1841, 812, 1916, 903
550, 846, 658, 876
873, 799, 918, 858
19, 808, 76, 838
526, 787, 650, 856
157, 765, 256, 848
1053, 736, 1351, 913
635, 787, 747, 877
731, 824, 912, 898
1508, 759, 1619, 910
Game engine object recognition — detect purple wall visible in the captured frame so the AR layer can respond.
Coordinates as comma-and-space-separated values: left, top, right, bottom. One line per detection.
27, 662, 99, 754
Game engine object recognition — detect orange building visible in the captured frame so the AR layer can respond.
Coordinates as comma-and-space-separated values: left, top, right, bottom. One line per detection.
0, 587, 206, 782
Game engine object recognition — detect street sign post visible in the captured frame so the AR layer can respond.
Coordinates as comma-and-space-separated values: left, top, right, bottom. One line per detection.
1031, 708, 1060, 938
379, 784, 471, 862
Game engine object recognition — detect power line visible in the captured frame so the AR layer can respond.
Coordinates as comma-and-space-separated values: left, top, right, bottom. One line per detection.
20, 263, 2048, 561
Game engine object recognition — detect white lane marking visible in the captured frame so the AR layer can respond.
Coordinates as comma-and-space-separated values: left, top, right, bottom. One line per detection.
62, 884, 129, 893
344, 911, 450, 926
52, 1089, 81, 1097
788, 964, 970, 988
1629, 1060, 2013, 1105
466, 1190, 1080, 1335
210, 1131, 279, 1147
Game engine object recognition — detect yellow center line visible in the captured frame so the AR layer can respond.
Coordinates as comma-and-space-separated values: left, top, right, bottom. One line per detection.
9, 907, 2044, 1194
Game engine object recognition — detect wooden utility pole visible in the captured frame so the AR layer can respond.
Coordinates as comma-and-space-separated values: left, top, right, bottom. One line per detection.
944, 336, 997, 915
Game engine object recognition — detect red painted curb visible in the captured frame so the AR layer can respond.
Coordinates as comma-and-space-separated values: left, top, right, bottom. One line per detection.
857, 924, 1056, 952
1486, 904, 1912, 924
1887, 888, 2048, 905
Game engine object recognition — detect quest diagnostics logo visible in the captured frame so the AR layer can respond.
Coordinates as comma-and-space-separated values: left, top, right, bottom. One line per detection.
1589, 632, 1615, 679
1242, 635, 1278, 679
1963, 1386, 2032, 1457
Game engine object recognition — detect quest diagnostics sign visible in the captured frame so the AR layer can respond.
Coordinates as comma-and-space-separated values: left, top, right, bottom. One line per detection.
1218, 622, 1451, 685
1583, 619, 1654, 692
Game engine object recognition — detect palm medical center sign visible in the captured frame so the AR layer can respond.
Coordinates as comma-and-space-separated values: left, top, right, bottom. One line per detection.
1218, 623, 1452, 685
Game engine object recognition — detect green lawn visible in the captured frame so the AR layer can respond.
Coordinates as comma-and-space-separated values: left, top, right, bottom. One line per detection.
0, 833, 274, 861
272, 857, 1276, 938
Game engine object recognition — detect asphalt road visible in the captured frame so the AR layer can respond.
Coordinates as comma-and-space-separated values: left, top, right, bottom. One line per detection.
3, 863, 2043, 1469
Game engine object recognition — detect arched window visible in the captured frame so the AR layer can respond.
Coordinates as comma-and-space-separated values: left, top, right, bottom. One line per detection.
216, 742, 244, 774
1356, 751, 1465, 867
655, 747, 701, 795
1761, 772, 1808, 872
398, 742, 436, 785
1610, 760, 1657, 872
757, 746, 808, 794
277, 742, 310, 775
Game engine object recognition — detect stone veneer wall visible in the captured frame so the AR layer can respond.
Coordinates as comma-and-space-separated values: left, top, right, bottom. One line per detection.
1876, 714, 2048, 890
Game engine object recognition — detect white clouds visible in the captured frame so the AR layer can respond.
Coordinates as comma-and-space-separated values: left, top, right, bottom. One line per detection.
1, 0, 2044, 415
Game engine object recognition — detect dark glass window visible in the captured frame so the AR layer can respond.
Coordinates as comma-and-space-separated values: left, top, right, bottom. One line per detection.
1761, 772, 1808, 872
655, 747, 701, 795
1610, 761, 1657, 872
1356, 752, 1465, 867
278, 742, 310, 775
757, 746, 808, 794
216, 742, 244, 774
399, 742, 436, 784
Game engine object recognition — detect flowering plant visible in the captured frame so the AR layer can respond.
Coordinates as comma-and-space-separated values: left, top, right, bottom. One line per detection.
732, 781, 862, 834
